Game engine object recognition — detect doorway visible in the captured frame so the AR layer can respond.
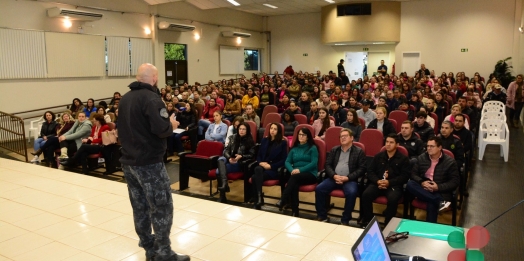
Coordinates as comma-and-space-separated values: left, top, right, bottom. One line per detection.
344, 52, 368, 81
164, 43, 188, 86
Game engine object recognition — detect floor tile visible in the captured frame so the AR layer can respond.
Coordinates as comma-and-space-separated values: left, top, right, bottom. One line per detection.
0, 233, 53, 259
283, 218, 337, 240
11, 241, 80, 261
247, 212, 298, 231
0, 255, 11, 261
260, 232, 321, 257
49, 202, 100, 218
86, 236, 141, 261
324, 225, 362, 246
119, 250, 146, 261
186, 217, 242, 238
0, 224, 28, 243
0, 204, 45, 223
58, 227, 119, 251
62, 252, 107, 261
61, 187, 106, 201
71, 207, 124, 226
242, 249, 301, 261
183, 200, 232, 216
170, 210, 209, 229
12, 192, 76, 211
97, 215, 135, 235
214, 206, 263, 223
12, 212, 66, 231
221, 224, 280, 248
103, 200, 133, 215
0, 181, 21, 192
81, 193, 127, 207
0, 187, 49, 200
172, 194, 201, 209
34, 220, 91, 241
192, 239, 256, 261
169, 230, 217, 255
303, 240, 354, 261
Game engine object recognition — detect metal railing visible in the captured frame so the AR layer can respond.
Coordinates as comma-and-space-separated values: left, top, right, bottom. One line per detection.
12, 97, 112, 121
0, 111, 28, 162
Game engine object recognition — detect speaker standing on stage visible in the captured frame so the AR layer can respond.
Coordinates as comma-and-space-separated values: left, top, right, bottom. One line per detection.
119, 63, 190, 261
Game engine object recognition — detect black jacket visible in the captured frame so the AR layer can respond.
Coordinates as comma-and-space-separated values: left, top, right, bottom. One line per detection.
306, 110, 319, 125
298, 100, 311, 116
413, 122, 434, 143
439, 134, 465, 169
224, 134, 255, 161
453, 127, 472, 153
367, 150, 410, 189
411, 152, 460, 201
329, 107, 347, 126
177, 110, 197, 130
39, 121, 58, 138
119, 81, 173, 166
325, 145, 366, 181
397, 134, 424, 159
256, 138, 288, 172
367, 118, 396, 140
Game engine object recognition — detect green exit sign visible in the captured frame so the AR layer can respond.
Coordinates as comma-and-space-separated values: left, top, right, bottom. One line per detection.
363, 48, 369, 51
461, 48, 469, 52
303, 53, 308, 56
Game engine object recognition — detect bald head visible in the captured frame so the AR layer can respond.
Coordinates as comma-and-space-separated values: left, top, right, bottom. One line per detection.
136, 63, 158, 86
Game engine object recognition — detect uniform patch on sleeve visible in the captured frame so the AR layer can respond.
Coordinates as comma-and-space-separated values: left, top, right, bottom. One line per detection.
160, 108, 169, 118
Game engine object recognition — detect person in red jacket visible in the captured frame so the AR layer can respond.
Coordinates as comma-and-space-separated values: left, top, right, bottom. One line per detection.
60, 113, 110, 174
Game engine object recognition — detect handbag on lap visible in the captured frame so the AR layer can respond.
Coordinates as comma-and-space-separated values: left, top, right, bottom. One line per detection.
102, 130, 118, 145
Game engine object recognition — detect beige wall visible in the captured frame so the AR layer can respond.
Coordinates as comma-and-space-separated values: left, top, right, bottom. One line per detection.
321, 2, 400, 44
268, 13, 395, 75
395, 0, 523, 80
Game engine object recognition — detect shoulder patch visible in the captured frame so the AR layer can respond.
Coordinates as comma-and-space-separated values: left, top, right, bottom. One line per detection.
160, 108, 169, 118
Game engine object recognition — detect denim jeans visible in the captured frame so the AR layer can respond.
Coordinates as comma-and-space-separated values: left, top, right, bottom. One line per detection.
406, 180, 443, 223
34, 137, 47, 151
198, 119, 211, 136
315, 178, 358, 223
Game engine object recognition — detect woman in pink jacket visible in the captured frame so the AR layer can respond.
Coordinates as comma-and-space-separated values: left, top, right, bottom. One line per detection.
507, 74, 524, 128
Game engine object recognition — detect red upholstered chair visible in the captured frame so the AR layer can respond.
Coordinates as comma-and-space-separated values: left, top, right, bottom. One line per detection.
329, 116, 335, 122
263, 123, 285, 138
291, 124, 315, 146
245, 121, 258, 143
358, 117, 366, 129
324, 127, 343, 154
178, 140, 224, 195
261, 105, 278, 127
409, 149, 458, 225
294, 114, 307, 125
264, 113, 282, 126
388, 119, 398, 134
359, 129, 384, 157
429, 112, 439, 135
223, 119, 231, 127
389, 111, 408, 133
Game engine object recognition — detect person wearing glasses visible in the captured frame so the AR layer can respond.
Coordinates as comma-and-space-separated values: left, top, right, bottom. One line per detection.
406, 136, 460, 223
314, 128, 366, 225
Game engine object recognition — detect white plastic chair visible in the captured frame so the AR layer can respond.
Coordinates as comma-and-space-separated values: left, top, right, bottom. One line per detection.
28, 116, 44, 142
478, 104, 507, 148
478, 119, 509, 162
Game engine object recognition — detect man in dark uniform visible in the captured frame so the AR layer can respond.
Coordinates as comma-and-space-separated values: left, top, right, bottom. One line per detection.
337, 59, 345, 77
439, 120, 465, 170
398, 121, 424, 165
377, 60, 388, 76
119, 63, 190, 261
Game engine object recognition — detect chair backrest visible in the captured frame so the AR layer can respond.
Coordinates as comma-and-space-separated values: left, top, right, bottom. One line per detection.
261, 105, 278, 127
359, 129, 384, 157
358, 117, 366, 129
353, 142, 366, 153
389, 110, 408, 132
483, 119, 508, 141
380, 145, 408, 157
314, 139, 327, 171
429, 112, 439, 135
443, 149, 454, 159
195, 103, 204, 119
325, 126, 343, 152
245, 121, 258, 143
195, 140, 224, 157
388, 119, 398, 133
264, 112, 282, 127
263, 122, 285, 139
223, 119, 231, 127
107, 112, 116, 122
291, 124, 315, 145
107, 122, 116, 130
462, 114, 470, 127
482, 101, 505, 113
329, 115, 335, 122
294, 114, 308, 125
448, 92, 456, 103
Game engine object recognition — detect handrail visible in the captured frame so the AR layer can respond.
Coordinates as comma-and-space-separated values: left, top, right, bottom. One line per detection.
0, 111, 28, 162
11, 97, 112, 116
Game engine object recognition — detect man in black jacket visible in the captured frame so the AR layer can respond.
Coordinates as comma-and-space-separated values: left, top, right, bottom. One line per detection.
413, 111, 434, 144
337, 59, 345, 77
315, 128, 367, 225
119, 63, 190, 261
398, 121, 424, 164
329, 101, 347, 126
439, 121, 465, 170
360, 134, 410, 226
406, 136, 460, 223
306, 101, 319, 124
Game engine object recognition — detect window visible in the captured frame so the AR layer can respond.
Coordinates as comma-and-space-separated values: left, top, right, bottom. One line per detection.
244, 49, 259, 71
164, 43, 186, 60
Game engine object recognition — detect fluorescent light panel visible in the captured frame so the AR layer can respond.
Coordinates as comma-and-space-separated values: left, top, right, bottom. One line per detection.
263, 3, 278, 9
227, 0, 240, 6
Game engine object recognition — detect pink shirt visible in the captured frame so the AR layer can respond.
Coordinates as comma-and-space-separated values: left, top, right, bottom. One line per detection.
424, 153, 441, 180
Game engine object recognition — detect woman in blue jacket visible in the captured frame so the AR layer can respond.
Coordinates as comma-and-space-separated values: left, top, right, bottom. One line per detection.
204, 111, 228, 143
83, 98, 97, 118
251, 123, 288, 209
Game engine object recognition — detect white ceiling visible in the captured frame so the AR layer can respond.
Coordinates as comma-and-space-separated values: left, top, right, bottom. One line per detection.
145, 0, 409, 16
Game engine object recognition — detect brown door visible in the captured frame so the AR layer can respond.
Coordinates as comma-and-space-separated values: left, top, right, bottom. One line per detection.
165, 60, 188, 86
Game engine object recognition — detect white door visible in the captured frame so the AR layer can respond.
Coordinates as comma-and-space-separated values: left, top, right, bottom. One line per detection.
344, 52, 368, 81
368, 52, 390, 76
402, 52, 421, 76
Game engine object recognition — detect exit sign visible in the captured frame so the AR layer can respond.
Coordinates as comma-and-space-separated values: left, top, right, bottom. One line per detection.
303, 53, 308, 56
363, 48, 369, 51
461, 48, 469, 52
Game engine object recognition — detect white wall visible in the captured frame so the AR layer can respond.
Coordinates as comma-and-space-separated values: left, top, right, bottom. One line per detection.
395, 0, 522, 79
268, 13, 395, 75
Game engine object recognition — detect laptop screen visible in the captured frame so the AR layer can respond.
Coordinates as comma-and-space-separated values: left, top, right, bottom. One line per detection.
351, 217, 392, 261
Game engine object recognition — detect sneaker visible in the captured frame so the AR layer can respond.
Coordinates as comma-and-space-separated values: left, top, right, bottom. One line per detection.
30, 155, 40, 163
57, 154, 68, 160
439, 201, 451, 212
316, 217, 329, 222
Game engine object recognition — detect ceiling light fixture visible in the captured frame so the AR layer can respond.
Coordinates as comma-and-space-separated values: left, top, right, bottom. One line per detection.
237, 37, 242, 44
325, 0, 335, 4
63, 19, 72, 28
194, 33, 200, 40
519, 26, 524, 33
263, 4, 278, 9
144, 28, 151, 35
227, 0, 240, 6
373, 42, 386, 45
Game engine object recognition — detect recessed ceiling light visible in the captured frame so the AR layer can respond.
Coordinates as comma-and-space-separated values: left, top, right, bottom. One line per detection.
227, 0, 240, 6
325, 0, 335, 3
263, 3, 278, 9
373, 42, 386, 45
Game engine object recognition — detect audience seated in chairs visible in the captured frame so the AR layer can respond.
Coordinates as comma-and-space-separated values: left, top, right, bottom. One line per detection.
282, 111, 298, 142
96, 106, 112, 123
312, 108, 335, 140
168, 102, 197, 155
69, 98, 84, 119
242, 104, 260, 129
55, 112, 92, 165
398, 121, 424, 165
197, 98, 222, 138
306, 101, 319, 124
356, 99, 376, 127
340, 108, 362, 142
413, 111, 435, 145
83, 98, 97, 118
33, 112, 75, 167
444, 104, 470, 130
315, 128, 366, 225
251, 123, 288, 209
242, 88, 259, 110
276, 127, 319, 217
328, 101, 347, 126
225, 116, 244, 146
216, 122, 256, 203
439, 121, 465, 170
367, 106, 396, 141
223, 93, 242, 122
406, 136, 460, 223
360, 134, 410, 227
30, 111, 58, 163
60, 113, 109, 174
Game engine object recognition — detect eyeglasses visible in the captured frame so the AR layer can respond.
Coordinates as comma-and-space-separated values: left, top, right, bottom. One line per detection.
427, 145, 437, 148
298, 133, 307, 137
339, 135, 350, 139
385, 231, 409, 243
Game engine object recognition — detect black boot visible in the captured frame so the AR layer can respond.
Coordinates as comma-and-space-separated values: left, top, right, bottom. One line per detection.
217, 160, 229, 192
31, 149, 42, 156
218, 191, 228, 203
291, 209, 299, 217
254, 192, 264, 210
275, 198, 288, 211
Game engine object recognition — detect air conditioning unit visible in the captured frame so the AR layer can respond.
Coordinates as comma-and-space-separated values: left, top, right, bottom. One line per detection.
47, 7, 103, 21
221, 31, 251, 38
158, 22, 195, 32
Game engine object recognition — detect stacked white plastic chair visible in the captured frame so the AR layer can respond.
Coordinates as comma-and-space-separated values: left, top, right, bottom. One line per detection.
28, 116, 45, 143
478, 101, 509, 162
